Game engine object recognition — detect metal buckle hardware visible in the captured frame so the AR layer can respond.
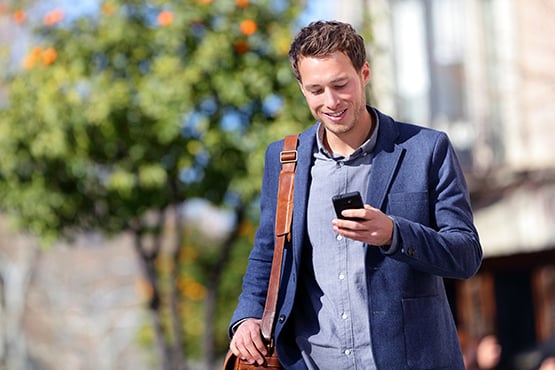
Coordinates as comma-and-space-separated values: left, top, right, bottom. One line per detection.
280, 150, 297, 164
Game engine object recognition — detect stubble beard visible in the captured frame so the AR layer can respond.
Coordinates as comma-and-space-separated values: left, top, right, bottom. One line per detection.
323, 100, 366, 138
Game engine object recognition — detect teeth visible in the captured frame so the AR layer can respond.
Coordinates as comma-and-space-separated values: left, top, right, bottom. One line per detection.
328, 110, 345, 117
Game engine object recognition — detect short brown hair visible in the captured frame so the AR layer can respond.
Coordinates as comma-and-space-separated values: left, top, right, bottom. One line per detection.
288, 20, 367, 82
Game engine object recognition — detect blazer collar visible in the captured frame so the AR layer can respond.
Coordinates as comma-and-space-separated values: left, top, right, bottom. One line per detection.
366, 109, 404, 210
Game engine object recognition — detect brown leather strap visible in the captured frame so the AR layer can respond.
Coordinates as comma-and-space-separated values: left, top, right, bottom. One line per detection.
260, 134, 298, 341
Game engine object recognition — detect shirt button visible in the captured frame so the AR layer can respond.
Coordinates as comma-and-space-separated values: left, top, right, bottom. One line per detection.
338, 273, 345, 280
341, 313, 348, 320
336, 234, 343, 241
344, 349, 351, 355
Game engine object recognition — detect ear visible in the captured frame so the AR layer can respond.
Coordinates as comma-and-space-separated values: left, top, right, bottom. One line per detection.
361, 61, 371, 84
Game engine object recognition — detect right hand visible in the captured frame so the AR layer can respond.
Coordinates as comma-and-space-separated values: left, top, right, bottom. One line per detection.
229, 318, 267, 365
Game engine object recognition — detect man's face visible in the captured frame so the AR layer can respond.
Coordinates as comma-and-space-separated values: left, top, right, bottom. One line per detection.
297, 51, 370, 140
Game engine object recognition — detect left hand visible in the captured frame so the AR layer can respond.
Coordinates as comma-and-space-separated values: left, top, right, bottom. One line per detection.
332, 205, 394, 246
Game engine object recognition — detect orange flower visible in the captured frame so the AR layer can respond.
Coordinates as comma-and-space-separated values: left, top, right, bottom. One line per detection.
157, 10, 173, 26
13, 9, 26, 24
43, 8, 64, 26
101, 3, 116, 16
42, 47, 57, 65
199, 0, 212, 4
22, 46, 58, 69
22, 46, 43, 70
239, 19, 257, 36
22, 55, 35, 70
236, 0, 249, 7
30, 46, 43, 59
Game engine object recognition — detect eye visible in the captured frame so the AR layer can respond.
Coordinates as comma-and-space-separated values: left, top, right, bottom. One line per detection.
335, 83, 347, 89
310, 89, 323, 95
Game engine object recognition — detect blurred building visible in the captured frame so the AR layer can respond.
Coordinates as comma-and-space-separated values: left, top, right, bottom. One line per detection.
322, 0, 555, 366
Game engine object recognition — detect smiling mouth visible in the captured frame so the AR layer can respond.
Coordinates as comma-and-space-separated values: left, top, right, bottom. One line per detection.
325, 109, 347, 119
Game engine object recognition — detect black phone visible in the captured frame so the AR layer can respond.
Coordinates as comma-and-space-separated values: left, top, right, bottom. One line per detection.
332, 191, 364, 220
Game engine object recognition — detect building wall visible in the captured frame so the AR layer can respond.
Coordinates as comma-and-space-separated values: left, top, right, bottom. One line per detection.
512, 0, 555, 170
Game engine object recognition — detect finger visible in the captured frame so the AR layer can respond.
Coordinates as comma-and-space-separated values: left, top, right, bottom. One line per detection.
232, 322, 266, 364
245, 332, 267, 365
333, 218, 365, 233
230, 335, 246, 358
233, 336, 260, 364
342, 205, 377, 221
251, 332, 268, 356
241, 320, 266, 354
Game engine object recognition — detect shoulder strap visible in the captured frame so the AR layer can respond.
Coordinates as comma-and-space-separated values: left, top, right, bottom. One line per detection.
260, 134, 298, 341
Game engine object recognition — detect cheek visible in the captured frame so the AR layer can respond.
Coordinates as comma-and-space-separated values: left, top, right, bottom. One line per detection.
345, 85, 362, 99
304, 95, 321, 111
303, 99, 321, 120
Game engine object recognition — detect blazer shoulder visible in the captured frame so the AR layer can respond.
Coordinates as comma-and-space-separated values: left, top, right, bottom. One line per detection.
266, 123, 318, 156
389, 120, 450, 148
376, 108, 447, 142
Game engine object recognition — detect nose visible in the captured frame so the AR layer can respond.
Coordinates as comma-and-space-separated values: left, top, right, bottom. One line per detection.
324, 89, 340, 109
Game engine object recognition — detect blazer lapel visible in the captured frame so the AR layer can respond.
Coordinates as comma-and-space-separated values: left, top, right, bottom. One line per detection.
291, 125, 318, 263
366, 112, 405, 210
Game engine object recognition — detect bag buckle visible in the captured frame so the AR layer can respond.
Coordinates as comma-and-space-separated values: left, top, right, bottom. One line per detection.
280, 150, 297, 164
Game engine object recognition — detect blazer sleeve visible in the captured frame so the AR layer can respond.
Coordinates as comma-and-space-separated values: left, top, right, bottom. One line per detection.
384, 132, 482, 279
228, 140, 283, 337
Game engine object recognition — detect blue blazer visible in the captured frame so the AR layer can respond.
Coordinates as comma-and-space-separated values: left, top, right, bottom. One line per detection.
230, 109, 482, 369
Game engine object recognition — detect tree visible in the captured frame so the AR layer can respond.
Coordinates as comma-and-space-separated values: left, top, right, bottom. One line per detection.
0, 0, 310, 369
0, 226, 38, 370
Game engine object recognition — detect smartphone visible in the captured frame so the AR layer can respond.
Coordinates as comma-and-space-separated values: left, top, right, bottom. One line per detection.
332, 191, 365, 220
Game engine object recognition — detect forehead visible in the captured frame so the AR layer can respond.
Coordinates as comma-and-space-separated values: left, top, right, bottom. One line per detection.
297, 52, 358, 84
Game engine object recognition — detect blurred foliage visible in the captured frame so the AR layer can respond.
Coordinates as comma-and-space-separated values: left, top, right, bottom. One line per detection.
0, 0, 310, 243
0, 0, 312, 362
176, 221, 256, 356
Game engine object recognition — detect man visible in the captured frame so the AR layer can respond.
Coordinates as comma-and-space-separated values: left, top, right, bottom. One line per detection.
228, 20, 482, 369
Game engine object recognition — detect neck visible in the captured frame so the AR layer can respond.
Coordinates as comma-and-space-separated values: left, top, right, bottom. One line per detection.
325, 109, 374, 157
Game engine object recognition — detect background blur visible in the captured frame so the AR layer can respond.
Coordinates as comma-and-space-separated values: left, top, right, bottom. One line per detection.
0, 1, 554, 370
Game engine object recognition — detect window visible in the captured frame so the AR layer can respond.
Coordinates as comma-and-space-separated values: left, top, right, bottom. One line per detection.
391, 0, 473, 168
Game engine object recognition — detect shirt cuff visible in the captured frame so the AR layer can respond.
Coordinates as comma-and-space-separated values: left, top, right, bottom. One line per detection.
381, 217, 400, 255
231, 318, 251, 336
